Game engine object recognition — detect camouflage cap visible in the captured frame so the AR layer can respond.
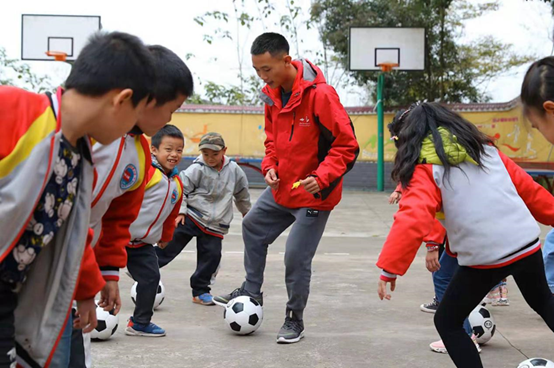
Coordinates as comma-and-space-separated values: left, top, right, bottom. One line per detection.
199, 132, 225, 151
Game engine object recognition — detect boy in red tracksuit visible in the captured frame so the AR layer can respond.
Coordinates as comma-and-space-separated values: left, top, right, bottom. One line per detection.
0, 31, 156, 367
214, 32, 359, 344
68, 45, 193, 366
124, 125, 184, 337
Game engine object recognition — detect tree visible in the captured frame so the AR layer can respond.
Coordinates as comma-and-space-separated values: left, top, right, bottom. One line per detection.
311, 0, 534, 105
0, 47, 52, 93
191, 0, 357, 106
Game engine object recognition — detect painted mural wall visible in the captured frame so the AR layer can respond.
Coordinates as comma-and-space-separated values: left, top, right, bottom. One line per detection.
169, 101, 554, 163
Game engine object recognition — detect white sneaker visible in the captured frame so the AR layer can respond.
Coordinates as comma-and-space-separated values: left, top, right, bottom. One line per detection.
429, 334, 481, 354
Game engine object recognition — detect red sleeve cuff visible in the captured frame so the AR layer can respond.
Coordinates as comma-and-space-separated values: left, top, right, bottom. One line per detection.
101, 269, 120, 282
380, 270, 397, 282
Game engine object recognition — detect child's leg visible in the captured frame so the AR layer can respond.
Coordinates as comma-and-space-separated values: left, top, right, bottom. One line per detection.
0, 281, 17, 367
126, 245, 160, 325
156, 219, 195, 268
191, 234, 222, 297
433, 251, 459, 303
511, 249, 554, 330
243, 188, 295, 295
434, 266, 508, 368
544, 229, 554, 293
50, 311, 73, 367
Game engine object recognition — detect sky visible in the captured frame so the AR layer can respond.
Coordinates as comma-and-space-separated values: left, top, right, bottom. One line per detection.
0, 0, 553, 106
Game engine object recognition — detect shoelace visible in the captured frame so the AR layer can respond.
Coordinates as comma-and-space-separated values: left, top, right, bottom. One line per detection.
230, 288, 243, 298
283, 318, 303, 333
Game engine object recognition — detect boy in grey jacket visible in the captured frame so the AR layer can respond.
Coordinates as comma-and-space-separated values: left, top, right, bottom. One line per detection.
156, 132, 251, 305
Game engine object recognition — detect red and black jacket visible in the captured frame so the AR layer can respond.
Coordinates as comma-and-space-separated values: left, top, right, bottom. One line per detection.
261, 59, 359, 210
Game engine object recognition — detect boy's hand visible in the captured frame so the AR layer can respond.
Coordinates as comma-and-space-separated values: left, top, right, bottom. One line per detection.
300, 177, 320, 194
74, 298, 98, 333
175, 214, 185, 227
265, 169, 280, 190
158, 241, 168, 249
389, 191, 402, 204
426, 249, 441, 272
98, 281, 121, 315
378, 279, 396, 300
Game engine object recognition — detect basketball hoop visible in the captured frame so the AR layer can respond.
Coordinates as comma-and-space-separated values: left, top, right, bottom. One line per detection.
378, 63, 399, 73
45, 51, 68, 62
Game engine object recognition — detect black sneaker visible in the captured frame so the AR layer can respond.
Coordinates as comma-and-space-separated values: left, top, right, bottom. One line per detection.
213, 283, 263, 307
277, 316, 304, 344
420, 297, 439, 313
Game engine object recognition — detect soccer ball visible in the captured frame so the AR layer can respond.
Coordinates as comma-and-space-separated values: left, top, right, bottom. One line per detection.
518, 358, 554, 368
223, 296, 263, 335
91, 302, 119, 341
130, 281, 165, 310
469, 305, 496, 344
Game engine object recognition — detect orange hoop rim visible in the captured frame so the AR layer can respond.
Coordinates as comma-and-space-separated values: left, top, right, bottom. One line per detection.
45, 51, 68, 61
378, 63, 399, 72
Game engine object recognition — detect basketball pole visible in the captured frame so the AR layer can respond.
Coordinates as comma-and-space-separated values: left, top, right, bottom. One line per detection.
376, 72, 385, 192
375, 63, 398, 192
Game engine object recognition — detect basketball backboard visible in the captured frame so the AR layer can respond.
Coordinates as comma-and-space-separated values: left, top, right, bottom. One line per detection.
349, 27, 426, 71
21, 14, 101, 61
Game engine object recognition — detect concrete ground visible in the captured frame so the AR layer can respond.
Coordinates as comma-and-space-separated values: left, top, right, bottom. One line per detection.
92, 189, 554, 368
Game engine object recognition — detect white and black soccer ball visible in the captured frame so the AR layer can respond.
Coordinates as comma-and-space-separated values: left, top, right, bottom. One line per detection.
130, 281, 165, 310
223, 296, 263, 335
91, 302, 119, 341
518, 358, 554, 368
469, 305, 496, 344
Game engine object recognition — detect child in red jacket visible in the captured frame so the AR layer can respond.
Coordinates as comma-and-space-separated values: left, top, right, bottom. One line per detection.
377, 102, 554, 368
124, 125, 184, 337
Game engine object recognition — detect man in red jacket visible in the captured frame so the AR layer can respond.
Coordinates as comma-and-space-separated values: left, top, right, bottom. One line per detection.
214, 32, 359, 344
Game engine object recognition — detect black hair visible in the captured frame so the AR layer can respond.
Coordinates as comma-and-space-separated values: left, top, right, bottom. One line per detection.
151, 124, 184, 148
147, 45, 194, 105
65, 31, 156, 106
251, 32, 289, 57
391, 102, 494, 188
521, 56, 554, 116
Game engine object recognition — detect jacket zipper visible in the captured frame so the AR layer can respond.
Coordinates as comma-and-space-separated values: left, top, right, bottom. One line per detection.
289, 111, 296, 141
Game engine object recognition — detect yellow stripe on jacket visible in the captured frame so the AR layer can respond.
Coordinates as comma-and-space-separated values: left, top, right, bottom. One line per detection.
145, 169, 163, 190
129, 135, 146, 191
0, 108, 56, 179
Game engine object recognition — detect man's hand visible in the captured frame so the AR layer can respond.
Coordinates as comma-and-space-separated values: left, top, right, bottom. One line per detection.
300, 177, 320, 194
158, 241, 168, 249
378, 279, 396, 300
175, 214, 185, 227
98, 280, 121, 315
425, 249, 441, 273
389, 191, 402, 204
265, 169, 280, 190
74, 298, 97, 333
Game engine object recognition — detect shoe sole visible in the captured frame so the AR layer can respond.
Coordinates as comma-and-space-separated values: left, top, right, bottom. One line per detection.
213, 298, 229, 307
276, 331, 305, 344
429, 346, 448, 354
193, 299, 215, 306
420, 306, 437, 314
125, 327, 166, 337
430, 344, 481, 354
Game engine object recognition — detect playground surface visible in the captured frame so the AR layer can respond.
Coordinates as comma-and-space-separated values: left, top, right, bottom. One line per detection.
92, 189, 554, 368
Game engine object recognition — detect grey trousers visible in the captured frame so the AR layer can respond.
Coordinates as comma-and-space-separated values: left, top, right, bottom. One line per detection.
243, 188, 330, 320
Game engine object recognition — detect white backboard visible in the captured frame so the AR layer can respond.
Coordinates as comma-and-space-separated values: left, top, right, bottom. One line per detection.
21, 14, 101, 61
349, 27, 426, 71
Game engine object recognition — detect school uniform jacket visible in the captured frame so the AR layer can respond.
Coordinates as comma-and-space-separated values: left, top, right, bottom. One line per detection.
260, 59, 359, 211
88, 133, 151, 281
378, 142, 554, 280
0, 86, 104, 367
128, 162, 183, 247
